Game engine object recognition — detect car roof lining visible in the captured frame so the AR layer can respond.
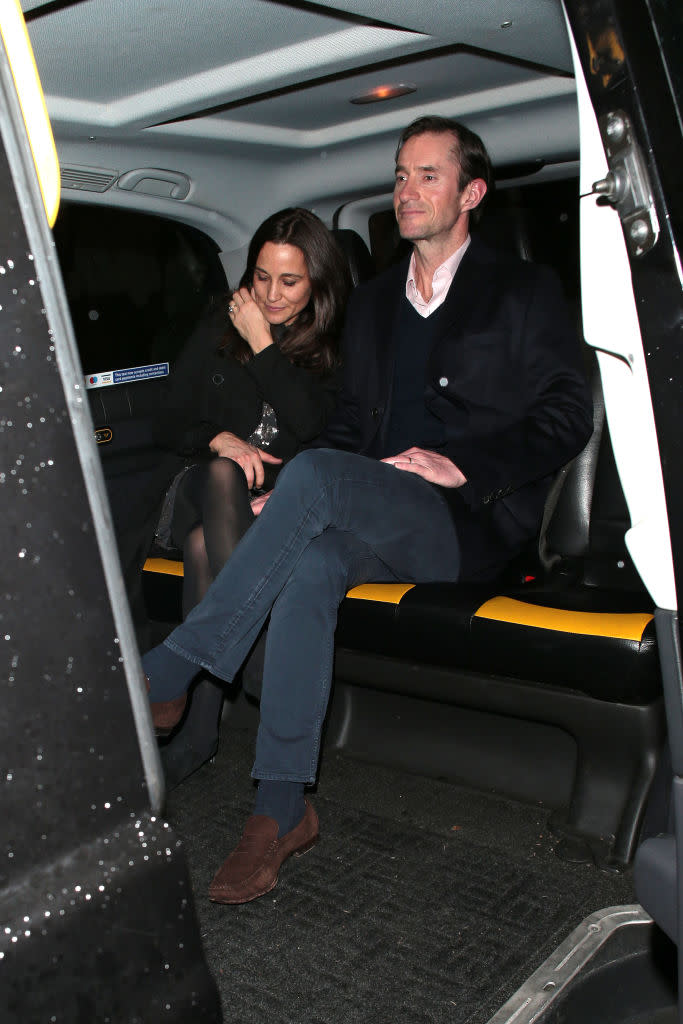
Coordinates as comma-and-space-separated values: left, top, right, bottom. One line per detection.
21, 0, 579, 252
156, 43, 573, 130
22, 0, 573, 134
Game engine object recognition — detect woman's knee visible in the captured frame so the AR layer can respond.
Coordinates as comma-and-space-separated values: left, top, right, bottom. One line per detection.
206, 456, 247, 491
201, 458, 252, 516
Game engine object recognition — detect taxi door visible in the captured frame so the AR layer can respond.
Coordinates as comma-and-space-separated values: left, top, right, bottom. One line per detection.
0, 4, 222, 1019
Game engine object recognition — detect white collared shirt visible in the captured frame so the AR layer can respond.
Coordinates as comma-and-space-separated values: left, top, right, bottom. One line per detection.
405, 236, 471, 318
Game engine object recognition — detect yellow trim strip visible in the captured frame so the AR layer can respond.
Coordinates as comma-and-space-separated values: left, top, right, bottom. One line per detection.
345, 583, 415, 604
143, 557, 184, 577
140, 561, 652, 639
142, 559, 414, 604
0, 0, 60, 226
475, 596, 653, 641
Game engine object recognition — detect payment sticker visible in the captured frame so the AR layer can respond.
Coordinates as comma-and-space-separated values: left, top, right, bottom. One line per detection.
85, 362, 169, 389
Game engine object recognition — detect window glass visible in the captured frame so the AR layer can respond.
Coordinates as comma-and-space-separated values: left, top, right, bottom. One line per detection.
369, 177, 580, 306
52, 204, 226, 376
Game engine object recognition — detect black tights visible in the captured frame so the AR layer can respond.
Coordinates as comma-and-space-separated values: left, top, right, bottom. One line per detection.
160, 458, 254, 789
176, 458, 255, 617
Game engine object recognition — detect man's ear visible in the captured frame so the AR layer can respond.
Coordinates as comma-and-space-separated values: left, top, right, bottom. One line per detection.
462, 178, 487, 211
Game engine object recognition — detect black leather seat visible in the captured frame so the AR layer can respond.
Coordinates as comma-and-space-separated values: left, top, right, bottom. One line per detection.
331, 228, 375, 287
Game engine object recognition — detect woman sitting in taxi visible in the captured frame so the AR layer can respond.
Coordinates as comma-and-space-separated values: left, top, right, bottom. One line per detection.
152, 207, 350, 784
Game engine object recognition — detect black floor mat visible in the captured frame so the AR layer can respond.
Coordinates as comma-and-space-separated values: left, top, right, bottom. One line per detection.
166, 725, 635, 1024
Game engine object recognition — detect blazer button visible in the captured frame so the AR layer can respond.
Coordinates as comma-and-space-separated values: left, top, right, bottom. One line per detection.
439, 377, 448, 388
371, 407, 380, 418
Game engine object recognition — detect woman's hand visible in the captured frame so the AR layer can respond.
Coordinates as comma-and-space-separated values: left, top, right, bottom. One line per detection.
228, 287, 273, 355
209, 431, 282, 490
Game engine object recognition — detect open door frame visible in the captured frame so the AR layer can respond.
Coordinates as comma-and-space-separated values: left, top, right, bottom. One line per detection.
564, 0, 683, 1016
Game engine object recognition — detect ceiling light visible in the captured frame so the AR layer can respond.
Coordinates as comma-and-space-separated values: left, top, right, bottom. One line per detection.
350, 84, 417, 105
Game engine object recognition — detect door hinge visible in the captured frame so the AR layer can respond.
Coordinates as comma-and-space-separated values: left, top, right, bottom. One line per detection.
591, 110, 659, 257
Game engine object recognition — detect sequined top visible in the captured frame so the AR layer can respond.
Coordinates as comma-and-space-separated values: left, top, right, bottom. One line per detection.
246, 401, 278, 448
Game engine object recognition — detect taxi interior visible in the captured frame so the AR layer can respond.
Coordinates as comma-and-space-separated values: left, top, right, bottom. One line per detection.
5, 0, 682, 1021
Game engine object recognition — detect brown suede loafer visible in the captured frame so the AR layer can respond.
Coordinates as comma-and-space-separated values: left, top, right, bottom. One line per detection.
208, 799, 319, 905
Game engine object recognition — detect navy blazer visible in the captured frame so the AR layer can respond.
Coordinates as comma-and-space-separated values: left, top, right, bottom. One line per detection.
318, 236, 593, 580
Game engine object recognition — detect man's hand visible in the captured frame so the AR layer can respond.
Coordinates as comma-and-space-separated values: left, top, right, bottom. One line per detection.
228, 286, 273, 354
381, 447, 467, 488
250, 490, 273, 515
209, 431, 282, 490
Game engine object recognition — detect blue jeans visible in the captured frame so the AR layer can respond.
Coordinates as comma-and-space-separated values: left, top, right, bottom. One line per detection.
164, 449, 461, 783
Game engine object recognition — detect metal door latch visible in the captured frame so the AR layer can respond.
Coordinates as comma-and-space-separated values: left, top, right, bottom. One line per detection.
591, 110, 659, 257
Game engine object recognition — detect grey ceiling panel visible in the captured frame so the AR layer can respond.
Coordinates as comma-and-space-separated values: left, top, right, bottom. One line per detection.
212, 51, 560, 131
25, 0, 352, 102
308, 0, 573, 69
24, 0, 423, 111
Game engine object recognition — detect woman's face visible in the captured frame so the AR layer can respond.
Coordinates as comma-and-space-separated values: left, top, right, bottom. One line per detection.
251, 241, 313, 326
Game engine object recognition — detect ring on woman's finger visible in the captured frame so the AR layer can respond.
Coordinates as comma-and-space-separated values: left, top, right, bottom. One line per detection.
228, 304, 235, 314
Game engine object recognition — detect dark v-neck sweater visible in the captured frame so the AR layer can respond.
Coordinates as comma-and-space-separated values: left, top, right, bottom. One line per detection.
382, 297, 447, 458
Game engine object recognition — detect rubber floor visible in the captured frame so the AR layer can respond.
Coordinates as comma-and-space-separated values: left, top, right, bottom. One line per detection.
165, 722, 635, 1024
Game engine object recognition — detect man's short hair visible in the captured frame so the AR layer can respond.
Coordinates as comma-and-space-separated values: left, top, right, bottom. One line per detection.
395, 115, 493, 222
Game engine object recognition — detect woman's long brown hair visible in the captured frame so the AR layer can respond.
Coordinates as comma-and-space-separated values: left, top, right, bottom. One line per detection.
222, 208, 350, 372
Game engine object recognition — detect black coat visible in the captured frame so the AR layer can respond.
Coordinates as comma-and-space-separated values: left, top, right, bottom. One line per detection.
156, 306, 338, 467
318, 237, 594, 580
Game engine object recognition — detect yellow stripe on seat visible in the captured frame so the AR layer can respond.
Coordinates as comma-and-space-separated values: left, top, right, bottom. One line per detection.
140, 562, 652, 640
475, 596, 653, 641
142, 562, 414, 605
143, 557, 184, 577
345, 583, 415, 604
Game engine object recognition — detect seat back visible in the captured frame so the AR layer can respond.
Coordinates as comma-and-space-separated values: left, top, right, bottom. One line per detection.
539, 351, 645, 592
331, 228, 375, 287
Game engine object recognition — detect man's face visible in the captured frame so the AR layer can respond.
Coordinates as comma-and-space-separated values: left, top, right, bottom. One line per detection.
393, 132, 469, 246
